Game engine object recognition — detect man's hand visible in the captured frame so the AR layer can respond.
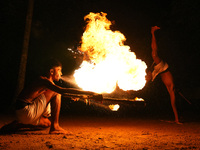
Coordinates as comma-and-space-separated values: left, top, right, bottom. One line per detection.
151, 26, 160, 34
71, 97, 80, 101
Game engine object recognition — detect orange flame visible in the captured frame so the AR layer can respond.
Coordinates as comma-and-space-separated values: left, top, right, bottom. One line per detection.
74, 12, 147, 93
134, 97, 144, 101
109, 104, 120, 111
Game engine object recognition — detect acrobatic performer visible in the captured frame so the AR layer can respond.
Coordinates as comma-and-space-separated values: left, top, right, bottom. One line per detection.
0, 58, 102, 134
146, 26, 181, 124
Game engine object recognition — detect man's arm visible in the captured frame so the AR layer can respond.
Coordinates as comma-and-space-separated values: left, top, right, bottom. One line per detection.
41, 77, 99, 95
151, 26, 161, 64
49, 82, 103, 101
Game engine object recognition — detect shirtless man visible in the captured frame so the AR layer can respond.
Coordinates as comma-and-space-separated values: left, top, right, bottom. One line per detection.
1, 58, 102, 134
146, 26, 181, 124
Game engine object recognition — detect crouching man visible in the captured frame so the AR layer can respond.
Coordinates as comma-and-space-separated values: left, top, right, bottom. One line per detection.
1, 58, 102, 134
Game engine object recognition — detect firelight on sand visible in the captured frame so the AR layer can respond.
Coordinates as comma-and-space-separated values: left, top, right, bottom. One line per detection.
74, 12, 147, 93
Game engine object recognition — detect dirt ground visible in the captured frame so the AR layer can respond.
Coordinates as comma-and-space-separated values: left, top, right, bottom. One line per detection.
0, 113, 200, 150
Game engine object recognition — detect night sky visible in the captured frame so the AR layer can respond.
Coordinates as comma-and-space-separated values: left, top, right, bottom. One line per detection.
1, 0, 200, 112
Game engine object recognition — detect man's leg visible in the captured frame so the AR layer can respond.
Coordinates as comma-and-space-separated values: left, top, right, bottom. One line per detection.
0, 120, 46, 134
161, 72, 181, 124
38, 103, 51, 128
44, 91, 71, 134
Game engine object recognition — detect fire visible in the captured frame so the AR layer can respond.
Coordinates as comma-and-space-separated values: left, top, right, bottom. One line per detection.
74, 12, 147, 93
109, 104, 120, 111
134, 97, 144, 101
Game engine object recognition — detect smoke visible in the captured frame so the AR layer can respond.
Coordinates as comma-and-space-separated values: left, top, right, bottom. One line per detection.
61, 75, 79, 88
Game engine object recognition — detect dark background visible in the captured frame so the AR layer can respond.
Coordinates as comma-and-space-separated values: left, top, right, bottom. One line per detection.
0, 0, 200, 119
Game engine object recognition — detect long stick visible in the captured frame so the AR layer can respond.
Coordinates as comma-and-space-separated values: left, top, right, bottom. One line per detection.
62, 94, 112, 111
62, 94, 146, 105
177, 91, 192, 105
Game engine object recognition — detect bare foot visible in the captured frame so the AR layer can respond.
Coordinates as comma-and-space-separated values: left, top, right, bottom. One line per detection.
49, 126, 72, 135
38, 117, 51, 128
175, 121, 183, 125
160, 120, 183, 125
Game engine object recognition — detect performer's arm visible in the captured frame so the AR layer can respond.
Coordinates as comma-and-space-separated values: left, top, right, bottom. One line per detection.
41, 77, 99, 95
151, 26, 161, 64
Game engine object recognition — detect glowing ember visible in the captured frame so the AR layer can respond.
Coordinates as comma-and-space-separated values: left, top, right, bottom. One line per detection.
134, 97, 144, 101
109, 104, 120, 111
74, 12, 147, 93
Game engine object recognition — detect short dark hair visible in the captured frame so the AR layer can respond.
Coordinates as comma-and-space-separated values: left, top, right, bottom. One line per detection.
42, 58, 62, 76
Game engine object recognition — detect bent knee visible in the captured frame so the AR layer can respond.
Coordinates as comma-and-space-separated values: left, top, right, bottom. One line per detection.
168, 84, 175, 92
52, 93, 61, 99
55, 93, 61, 98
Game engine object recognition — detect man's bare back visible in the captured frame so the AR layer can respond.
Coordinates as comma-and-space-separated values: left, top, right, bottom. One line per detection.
17, 77, 49, 103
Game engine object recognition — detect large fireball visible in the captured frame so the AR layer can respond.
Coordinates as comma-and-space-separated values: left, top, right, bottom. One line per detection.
74, 12, 147, 93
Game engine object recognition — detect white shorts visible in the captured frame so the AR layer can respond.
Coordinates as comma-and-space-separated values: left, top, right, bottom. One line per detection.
152, 61, 169, 81
16, 94, 51, 125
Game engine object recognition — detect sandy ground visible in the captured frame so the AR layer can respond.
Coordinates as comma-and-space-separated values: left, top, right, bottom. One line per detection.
0, 113, 200, 150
